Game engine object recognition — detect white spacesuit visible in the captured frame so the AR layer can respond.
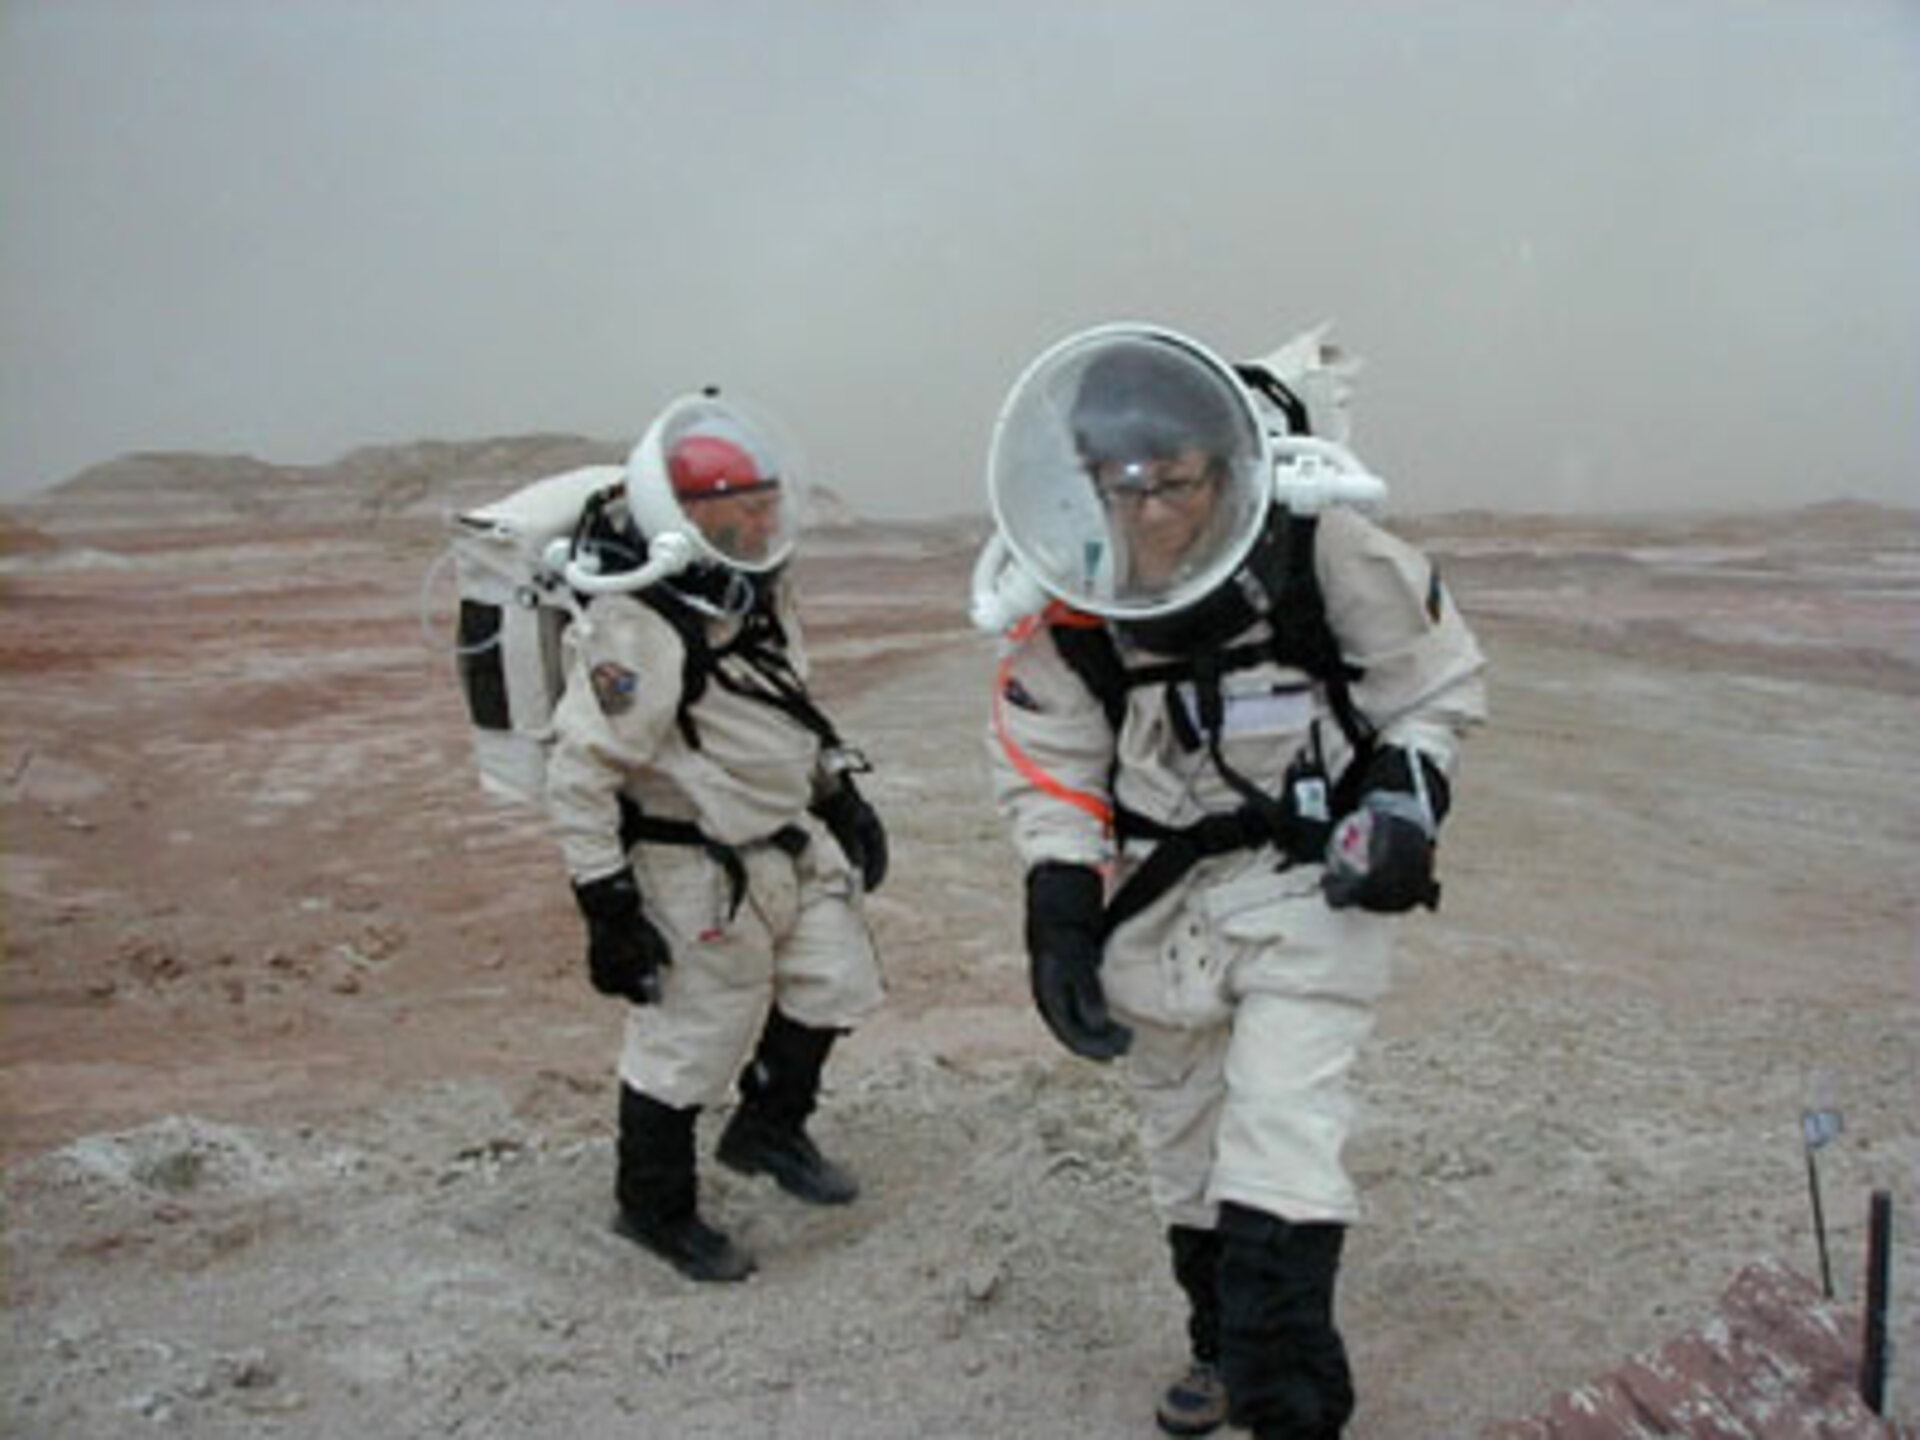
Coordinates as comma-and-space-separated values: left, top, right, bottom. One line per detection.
980, 327, 1486, 1437
545, 392, 886, 1283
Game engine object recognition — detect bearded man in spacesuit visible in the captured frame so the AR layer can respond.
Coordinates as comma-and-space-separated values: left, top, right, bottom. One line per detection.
545, 392, 887, 1283
982, 328, 1486, 1437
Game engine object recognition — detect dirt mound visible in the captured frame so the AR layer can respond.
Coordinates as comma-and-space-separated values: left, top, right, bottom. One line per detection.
333, 435, 626, 517
16, 437, 875, 536
21, 437, 629, 533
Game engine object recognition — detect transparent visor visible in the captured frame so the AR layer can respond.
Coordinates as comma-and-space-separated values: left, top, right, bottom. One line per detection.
652, 395, 804, 572
988, 329, 1269, 619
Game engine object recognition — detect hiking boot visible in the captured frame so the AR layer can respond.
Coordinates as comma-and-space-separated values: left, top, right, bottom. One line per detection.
1156, 1359, 1228, 1436
1218, 1204, 1353, 1438
614, 1085, 755, 1283
716, 1105, 859, 1206
613, 1206, 756, 1283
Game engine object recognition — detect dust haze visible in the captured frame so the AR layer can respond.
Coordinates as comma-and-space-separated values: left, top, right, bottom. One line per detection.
3, 1, 1917, 517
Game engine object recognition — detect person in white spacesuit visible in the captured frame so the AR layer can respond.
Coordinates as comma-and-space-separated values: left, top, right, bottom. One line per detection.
545, 392, 887, 1283
981, 328, 1487, 1437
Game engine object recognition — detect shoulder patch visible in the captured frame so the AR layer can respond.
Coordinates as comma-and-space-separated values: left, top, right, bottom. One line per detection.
1426, 566, 1446, 624
590, 660, 640, 716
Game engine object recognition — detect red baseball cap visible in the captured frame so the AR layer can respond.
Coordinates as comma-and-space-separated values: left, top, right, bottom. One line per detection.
667, 425, 779, 500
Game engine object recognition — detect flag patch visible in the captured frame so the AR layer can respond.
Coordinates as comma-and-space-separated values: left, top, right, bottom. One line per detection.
590, 661, 639, 716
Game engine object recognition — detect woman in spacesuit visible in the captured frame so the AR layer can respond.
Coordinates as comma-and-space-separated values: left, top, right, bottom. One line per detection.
983, 328, 1487, 1437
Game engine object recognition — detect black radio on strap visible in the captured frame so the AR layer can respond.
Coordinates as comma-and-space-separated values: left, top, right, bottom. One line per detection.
1101, 730, 1351, 940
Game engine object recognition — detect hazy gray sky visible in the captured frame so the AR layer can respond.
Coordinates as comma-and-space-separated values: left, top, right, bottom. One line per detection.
3, 0, 1916, 517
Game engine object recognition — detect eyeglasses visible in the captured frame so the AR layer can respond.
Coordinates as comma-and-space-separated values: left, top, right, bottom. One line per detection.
1092, 465, 1216, 508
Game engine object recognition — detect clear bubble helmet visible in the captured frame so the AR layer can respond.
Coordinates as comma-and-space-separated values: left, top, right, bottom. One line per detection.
626, 392, 805, 575
988, 327, 1271, 621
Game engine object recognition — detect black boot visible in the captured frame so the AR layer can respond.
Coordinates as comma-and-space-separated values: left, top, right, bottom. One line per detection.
614, 1085, 755, 1282
1156, 1224, 1227, 1436
716, 1009, 859, 1206
1217, 1202, 1353, 1440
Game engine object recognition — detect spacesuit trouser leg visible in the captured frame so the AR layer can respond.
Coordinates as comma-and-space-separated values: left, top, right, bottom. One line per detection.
1117, 879, 1386, 1438
1115, 1017, 1231, 1434
716, 1007, 859, 1205
1155, 1224, 1229, 1436
613, 1085, 755, 1283
1169, 1223, 1223, 1364
1217, 1201, 1352, 1440
617, 845, 806, 1110
765, 845, 885, 1036
711, 837, 879, 1204
1206, 908, 1380, 1438
1122, 1016, 1229, 1229
615, 929, 779, 1112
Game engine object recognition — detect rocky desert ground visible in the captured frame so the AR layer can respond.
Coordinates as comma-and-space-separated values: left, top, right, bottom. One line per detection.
2, 442, 1915, 1438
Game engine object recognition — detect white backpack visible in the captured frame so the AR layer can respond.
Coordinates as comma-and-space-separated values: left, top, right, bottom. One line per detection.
447, 464, 623, 806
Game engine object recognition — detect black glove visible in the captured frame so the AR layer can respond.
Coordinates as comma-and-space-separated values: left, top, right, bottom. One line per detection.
1321, 747, 1453, 913
571, 869, 673, 1004
813, 779, 889, 892
1024, 862, 1131, 1062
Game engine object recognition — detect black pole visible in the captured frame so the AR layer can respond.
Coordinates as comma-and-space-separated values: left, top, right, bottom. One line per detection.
1860, 1188, 1892, 1415
1805, 1146, 1834, 1299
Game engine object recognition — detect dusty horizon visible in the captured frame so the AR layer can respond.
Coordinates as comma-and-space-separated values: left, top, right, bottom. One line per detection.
5, 430, 1915, 529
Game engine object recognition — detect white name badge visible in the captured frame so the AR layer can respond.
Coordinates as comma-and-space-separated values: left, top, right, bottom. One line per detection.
1178, 681, 1316, 737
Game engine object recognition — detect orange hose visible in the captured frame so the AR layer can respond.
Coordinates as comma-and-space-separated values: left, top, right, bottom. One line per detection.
990, 605, 1115, 833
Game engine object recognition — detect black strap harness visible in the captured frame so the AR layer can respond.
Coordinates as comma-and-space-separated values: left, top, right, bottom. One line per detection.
611, 587, 855, 918
654, 587, 848, 756
616, 798, 808, 920
1048, 510, 1379, 939
567, 490, 854, 916
567, 485, 852, 758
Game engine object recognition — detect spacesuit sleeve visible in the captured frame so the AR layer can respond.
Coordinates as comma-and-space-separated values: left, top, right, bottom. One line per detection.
1314, 506, 1488, 773
544, 596, 688, 883
984, 620, 1117, 869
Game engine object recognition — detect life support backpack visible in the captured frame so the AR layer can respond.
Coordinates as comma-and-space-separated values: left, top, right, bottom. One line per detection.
449, 465, 618, 807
